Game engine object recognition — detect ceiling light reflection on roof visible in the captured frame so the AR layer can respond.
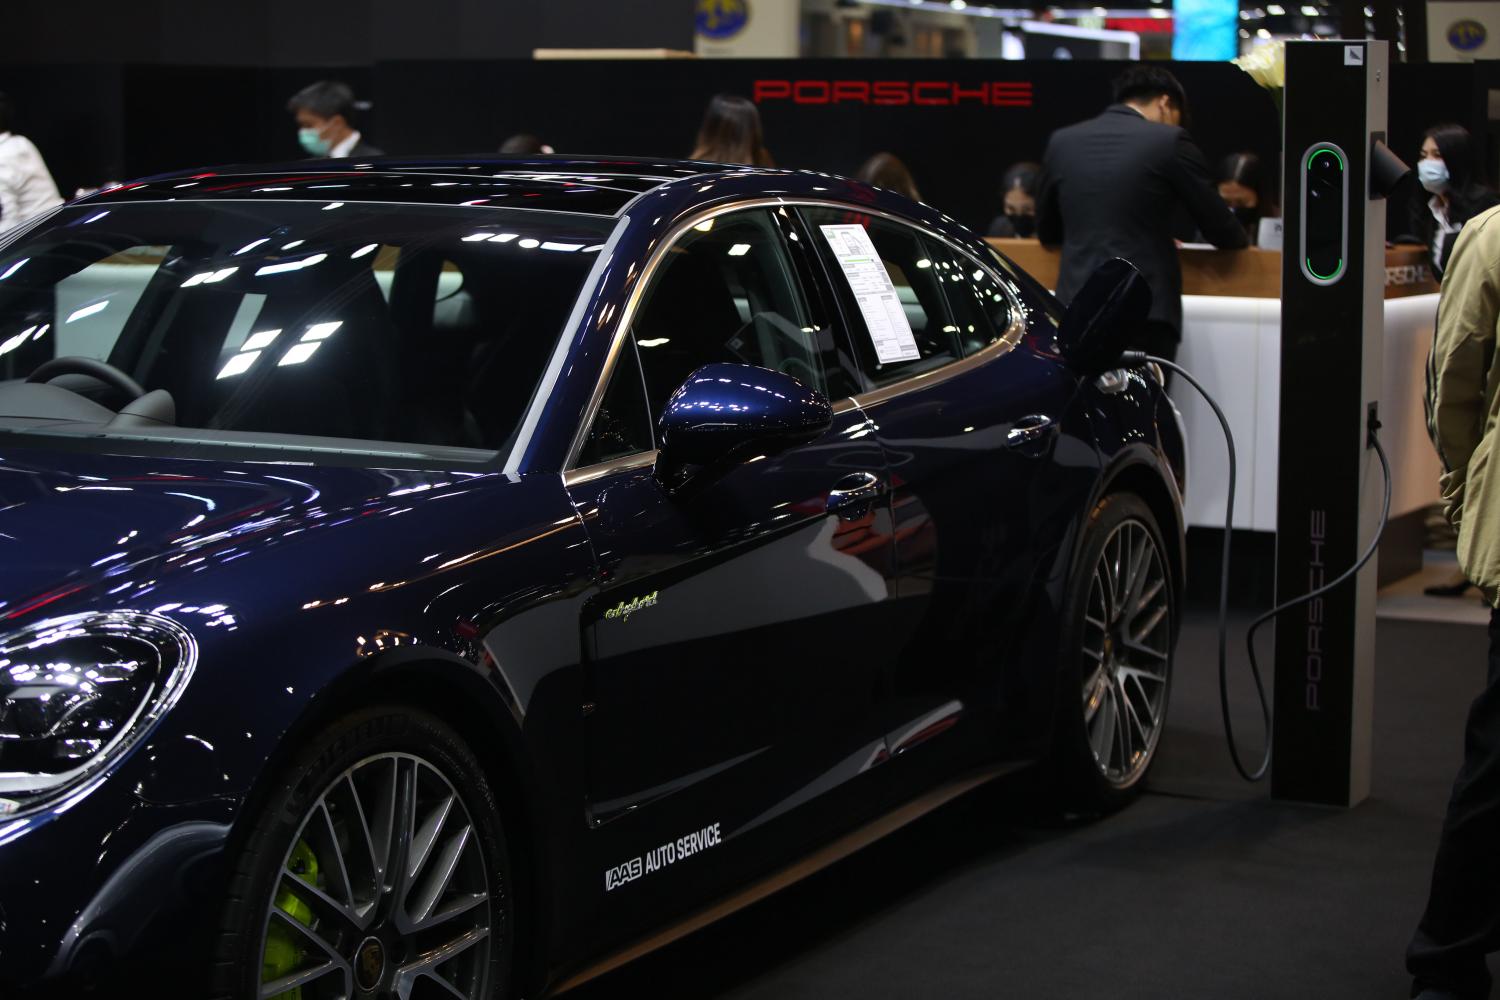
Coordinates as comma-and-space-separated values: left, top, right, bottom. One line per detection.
0, 259, 27, 280
181, 266, 238, 288
241, 329, 281, 352
66, 301, 110, 324
518, 238, 541, 249
727, 243, 752, 257
489, 233, 518, 243
0, 331, 30, 356
255, 253, 327, 277
216, 351, 261, 379
462, 233, 491, 242
638, 337, 670, 348
232, 238, 270, 256
351, 243, 379, 259
301, 321, 342, 342
278, 342, 321, 367
541, 241, 584, 252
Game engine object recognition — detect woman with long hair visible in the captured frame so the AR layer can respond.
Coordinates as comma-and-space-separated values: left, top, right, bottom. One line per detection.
986, 161, 1041, 238
1412, 122, 1499, 277
689, 93, 774, 167
854, 152, 922, 202
1215, 150, 1279, 244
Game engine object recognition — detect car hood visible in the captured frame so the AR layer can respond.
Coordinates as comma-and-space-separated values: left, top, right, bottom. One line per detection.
0, 443, 509, 623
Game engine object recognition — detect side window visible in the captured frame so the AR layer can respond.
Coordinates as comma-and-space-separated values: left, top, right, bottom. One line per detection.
577, 337, 654, 467
629, 209, 829, 416
922, 241, 1020, 357
801, 208, 961, 386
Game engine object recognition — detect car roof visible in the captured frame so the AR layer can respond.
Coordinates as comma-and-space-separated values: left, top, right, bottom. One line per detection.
76, 155, 763, 218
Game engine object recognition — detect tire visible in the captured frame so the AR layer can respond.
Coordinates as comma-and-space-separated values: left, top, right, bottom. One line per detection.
1050, 492, 1176, 815
209, 706, 512, 1000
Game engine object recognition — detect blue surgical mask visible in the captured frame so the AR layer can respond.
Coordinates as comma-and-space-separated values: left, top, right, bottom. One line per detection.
1418, 158, 1450, 194
298, 127, 331, 157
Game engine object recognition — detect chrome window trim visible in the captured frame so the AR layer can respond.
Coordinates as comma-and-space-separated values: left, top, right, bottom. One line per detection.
561, 197, 1023, 473
563, 449, 660, 488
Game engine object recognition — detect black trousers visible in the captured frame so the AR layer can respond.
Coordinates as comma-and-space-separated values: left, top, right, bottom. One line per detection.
1408, 604, 1500, 998
1136, 320, 1179, 389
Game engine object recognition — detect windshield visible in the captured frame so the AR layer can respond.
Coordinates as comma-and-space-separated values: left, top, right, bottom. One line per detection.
0, 200, 613, 458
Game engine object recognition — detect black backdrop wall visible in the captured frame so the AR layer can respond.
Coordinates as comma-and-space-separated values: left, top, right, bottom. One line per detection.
0, 57, 1484, 237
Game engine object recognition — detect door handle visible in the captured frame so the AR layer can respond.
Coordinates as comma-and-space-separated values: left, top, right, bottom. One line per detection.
1005, 414, 1056, 449
827, 471, 883, 518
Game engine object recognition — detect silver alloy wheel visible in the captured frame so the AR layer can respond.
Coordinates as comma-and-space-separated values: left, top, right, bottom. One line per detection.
1080, 518, 1172, 788
258, 752, 493, 1000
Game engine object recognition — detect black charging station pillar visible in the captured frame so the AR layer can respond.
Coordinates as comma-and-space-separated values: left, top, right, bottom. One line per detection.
1271, 40, 1388, 807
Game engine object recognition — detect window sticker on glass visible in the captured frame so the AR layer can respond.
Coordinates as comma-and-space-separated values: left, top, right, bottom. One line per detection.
819, 223, 921, 365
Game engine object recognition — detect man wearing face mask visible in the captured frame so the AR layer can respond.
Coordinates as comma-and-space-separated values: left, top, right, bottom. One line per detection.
1412, 123, 1498, 278
286, 81, 383, 160
1037, 65, 1246, 366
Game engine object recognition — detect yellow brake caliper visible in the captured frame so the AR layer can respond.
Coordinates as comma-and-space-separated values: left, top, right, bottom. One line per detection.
263, 839, 320, 1000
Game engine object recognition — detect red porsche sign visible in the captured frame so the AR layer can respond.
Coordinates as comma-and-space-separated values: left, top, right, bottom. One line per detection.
753, 79, 1034, 108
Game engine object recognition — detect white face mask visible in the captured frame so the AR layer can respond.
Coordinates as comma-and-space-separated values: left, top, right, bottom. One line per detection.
1418, 158, 1450, 194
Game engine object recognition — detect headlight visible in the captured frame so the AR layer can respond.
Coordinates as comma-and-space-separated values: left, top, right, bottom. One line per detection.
0, 611, 196, 815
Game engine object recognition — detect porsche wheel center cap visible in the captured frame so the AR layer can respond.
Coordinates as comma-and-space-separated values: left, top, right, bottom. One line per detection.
355, 936, 386, 991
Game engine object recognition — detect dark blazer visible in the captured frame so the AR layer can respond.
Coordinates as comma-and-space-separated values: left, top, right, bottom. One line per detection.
345, 138, 384, 158
1037, 104, 1247, 335
1409, 185, 1500, 277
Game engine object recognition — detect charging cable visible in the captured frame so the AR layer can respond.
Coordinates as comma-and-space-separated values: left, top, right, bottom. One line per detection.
1119, 351, 1393, 782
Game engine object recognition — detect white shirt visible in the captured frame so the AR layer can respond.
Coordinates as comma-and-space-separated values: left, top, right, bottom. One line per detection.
329, 130, 363, 158
1430, 195, 1463, 273
0, 132, 63, 232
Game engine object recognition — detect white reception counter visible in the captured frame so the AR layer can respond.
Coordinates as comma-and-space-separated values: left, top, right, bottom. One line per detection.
989, 240, 1442, 536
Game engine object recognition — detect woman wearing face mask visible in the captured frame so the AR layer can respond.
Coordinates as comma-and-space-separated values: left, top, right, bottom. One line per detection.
1216, 151, 1278, 245
986, 162, 1041, 239
1412, 123, 1498, 277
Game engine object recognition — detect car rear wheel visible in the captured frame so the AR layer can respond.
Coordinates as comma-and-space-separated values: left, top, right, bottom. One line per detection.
1052, 492, 1175, 814
210, 707, 511, 1000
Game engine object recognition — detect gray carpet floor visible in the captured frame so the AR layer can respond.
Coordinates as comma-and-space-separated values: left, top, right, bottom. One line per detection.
568, 612, 1492, 999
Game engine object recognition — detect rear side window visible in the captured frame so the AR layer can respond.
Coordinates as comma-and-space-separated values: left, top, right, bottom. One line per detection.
801, 207, 962, 387
921, 240, 1020, 357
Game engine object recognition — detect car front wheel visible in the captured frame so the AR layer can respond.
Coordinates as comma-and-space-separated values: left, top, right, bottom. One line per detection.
211, 707, 512, 1000
1052, 492, 1175, 814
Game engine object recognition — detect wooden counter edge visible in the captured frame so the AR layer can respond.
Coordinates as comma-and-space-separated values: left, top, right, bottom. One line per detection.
986, 238, 1439, 300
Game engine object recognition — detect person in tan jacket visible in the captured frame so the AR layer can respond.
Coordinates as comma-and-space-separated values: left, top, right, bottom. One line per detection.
1411, 202, 1500, 1000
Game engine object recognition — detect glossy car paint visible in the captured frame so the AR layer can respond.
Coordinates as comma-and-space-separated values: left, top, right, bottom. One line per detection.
0, 156, 1184, 995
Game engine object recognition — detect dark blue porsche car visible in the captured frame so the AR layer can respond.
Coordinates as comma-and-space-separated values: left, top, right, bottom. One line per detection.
0, 156, 1183, 999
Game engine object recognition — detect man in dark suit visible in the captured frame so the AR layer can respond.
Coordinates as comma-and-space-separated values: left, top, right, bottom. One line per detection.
287, 80, 384, 159
1037, 65, 1247, 363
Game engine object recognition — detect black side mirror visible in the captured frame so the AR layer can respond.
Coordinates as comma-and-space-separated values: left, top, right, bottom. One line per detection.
656, 362, 832, 492
1059, 257, 1153, 376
